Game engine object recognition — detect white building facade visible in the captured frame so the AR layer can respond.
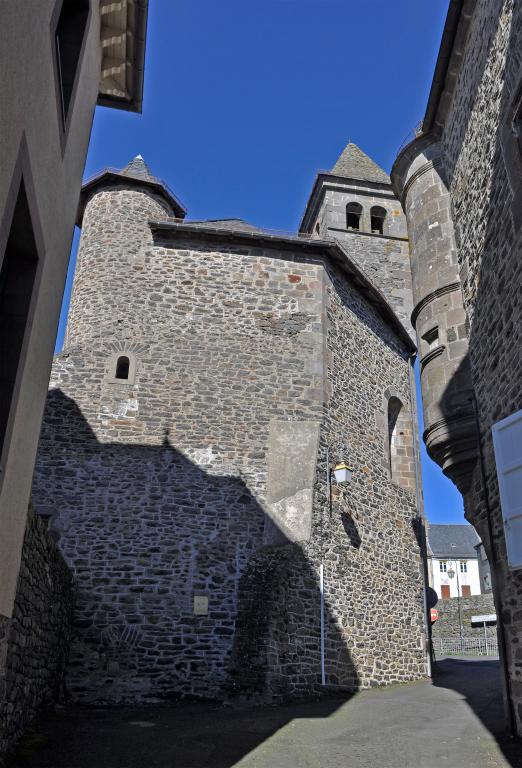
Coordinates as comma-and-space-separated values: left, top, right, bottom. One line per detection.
427, 524, 484, 600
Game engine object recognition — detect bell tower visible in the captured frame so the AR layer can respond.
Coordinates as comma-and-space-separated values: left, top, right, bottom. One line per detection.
300, 142, 413, 332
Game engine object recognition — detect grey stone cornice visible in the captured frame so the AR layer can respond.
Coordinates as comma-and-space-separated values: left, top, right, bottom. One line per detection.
411, 282, 462, 327
149, 219, 416, 353
327, 227, 408, 243
419, 345, 445, 370
401, 160, 440, 204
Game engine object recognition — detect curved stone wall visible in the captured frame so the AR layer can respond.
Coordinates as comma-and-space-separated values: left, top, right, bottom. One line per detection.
392, 140, 477, 493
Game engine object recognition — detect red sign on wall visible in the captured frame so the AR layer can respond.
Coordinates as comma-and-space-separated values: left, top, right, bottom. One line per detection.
430, 608, 439, 624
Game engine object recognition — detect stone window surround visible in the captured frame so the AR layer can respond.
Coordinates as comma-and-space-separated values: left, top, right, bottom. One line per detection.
107, 350, 137, 385
379, 387, 414, 488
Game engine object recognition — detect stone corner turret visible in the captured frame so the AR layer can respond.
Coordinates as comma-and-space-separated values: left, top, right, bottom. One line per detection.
391, 135, 478, 494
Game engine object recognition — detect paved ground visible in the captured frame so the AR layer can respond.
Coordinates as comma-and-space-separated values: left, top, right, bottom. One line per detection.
7, 658, 522, 768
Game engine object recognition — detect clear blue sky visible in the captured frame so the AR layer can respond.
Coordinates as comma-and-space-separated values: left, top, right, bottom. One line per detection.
55, 0, 464, 525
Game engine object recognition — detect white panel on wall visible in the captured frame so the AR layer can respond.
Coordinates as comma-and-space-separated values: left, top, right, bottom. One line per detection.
492, 409, 522, 568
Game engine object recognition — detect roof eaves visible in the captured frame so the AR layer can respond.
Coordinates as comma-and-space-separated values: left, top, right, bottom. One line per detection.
77, 169, 186, 226
97, 0, 149, 114
392, 0, 476, 192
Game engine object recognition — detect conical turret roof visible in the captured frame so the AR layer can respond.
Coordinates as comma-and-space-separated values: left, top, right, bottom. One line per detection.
331, 142, 390, 184
78, 155, 187, 225
121, 154, 157, 182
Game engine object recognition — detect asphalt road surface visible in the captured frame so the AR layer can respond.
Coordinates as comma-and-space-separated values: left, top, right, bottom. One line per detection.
7, 657, 522, 768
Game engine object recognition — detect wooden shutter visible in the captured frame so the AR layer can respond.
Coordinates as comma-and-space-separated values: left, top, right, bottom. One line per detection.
461, 585, 471, 597
441, 584, 450, 599
492, 409, 522, 568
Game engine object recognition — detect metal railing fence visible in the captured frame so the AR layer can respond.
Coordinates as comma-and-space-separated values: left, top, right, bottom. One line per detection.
433, 636, 498, 657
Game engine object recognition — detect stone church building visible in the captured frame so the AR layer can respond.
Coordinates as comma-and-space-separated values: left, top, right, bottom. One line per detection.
32, 145, 428, 703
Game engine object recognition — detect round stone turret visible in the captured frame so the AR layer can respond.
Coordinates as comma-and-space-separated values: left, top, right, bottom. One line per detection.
392, 138, 477, 493
65, 157, 186, 349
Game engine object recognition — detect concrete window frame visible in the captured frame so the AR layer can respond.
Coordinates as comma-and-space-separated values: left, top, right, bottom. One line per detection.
50, 0, 92, 154
0, 136, 45, 491
107, 351, 137, 385
501, 65, 522, 231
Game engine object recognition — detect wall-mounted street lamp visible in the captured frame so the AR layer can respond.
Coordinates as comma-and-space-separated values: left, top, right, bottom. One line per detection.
333, 462, 354, 485
321, 445, 354, 688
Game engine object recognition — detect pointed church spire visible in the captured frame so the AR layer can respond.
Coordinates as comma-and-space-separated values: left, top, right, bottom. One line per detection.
331, 142, 390, 184
121, 155, 156, 182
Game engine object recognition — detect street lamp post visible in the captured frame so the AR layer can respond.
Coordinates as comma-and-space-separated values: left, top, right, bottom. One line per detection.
447, 561, 464, 653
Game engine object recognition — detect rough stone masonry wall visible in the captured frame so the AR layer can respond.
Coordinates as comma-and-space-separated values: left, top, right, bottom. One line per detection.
438, 0, 522, 733
431, 594, 497, 642
310, 262, 424, 689
227, 260, 426, 700
322, 186, 413, 333
0, 506, 73, 757
32, 183, 426, 704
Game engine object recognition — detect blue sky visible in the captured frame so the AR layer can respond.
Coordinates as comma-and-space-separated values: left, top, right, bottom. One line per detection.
56, 0, 465, 525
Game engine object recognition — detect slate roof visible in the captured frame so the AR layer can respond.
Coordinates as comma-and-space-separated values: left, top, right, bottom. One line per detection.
331, 142, 390, 184
78, 156, 187, 224
427, 524, 481, 558
121, 155, 157, 182
186, 219, 266, 234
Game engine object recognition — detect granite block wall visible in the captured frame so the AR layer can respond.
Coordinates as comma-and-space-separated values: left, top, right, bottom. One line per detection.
392, 0, 522, 736
0, 506, 73, 757
32, 181, 427, 704
437, 0, 522, 734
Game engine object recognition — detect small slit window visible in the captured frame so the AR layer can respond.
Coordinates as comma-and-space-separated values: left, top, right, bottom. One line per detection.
115, 356, 130, 380
370, 206, 387, 235
422, 326, 439, 351
55, 0, 90, 128
346, 202, 362, 231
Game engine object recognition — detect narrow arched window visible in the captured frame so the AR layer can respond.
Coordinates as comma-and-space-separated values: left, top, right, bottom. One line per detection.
386, 395, 414, 489
388, 396, 403, 480
346, 202, 362, 231
370, 206, 387, 235
115, 355, 130, 380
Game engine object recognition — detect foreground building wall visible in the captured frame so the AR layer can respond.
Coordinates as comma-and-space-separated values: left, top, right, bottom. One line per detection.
393, 0, 522, 736
0, 2, 149, 754
32, 166, 427, 703
0, 506, 73, 755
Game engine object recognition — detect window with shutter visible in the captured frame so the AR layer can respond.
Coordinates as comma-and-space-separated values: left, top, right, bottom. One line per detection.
492, 409, 522, 568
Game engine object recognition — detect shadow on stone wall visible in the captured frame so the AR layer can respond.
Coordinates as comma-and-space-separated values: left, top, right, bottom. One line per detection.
435, 6, 522, 747
30, 389, 363, 742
